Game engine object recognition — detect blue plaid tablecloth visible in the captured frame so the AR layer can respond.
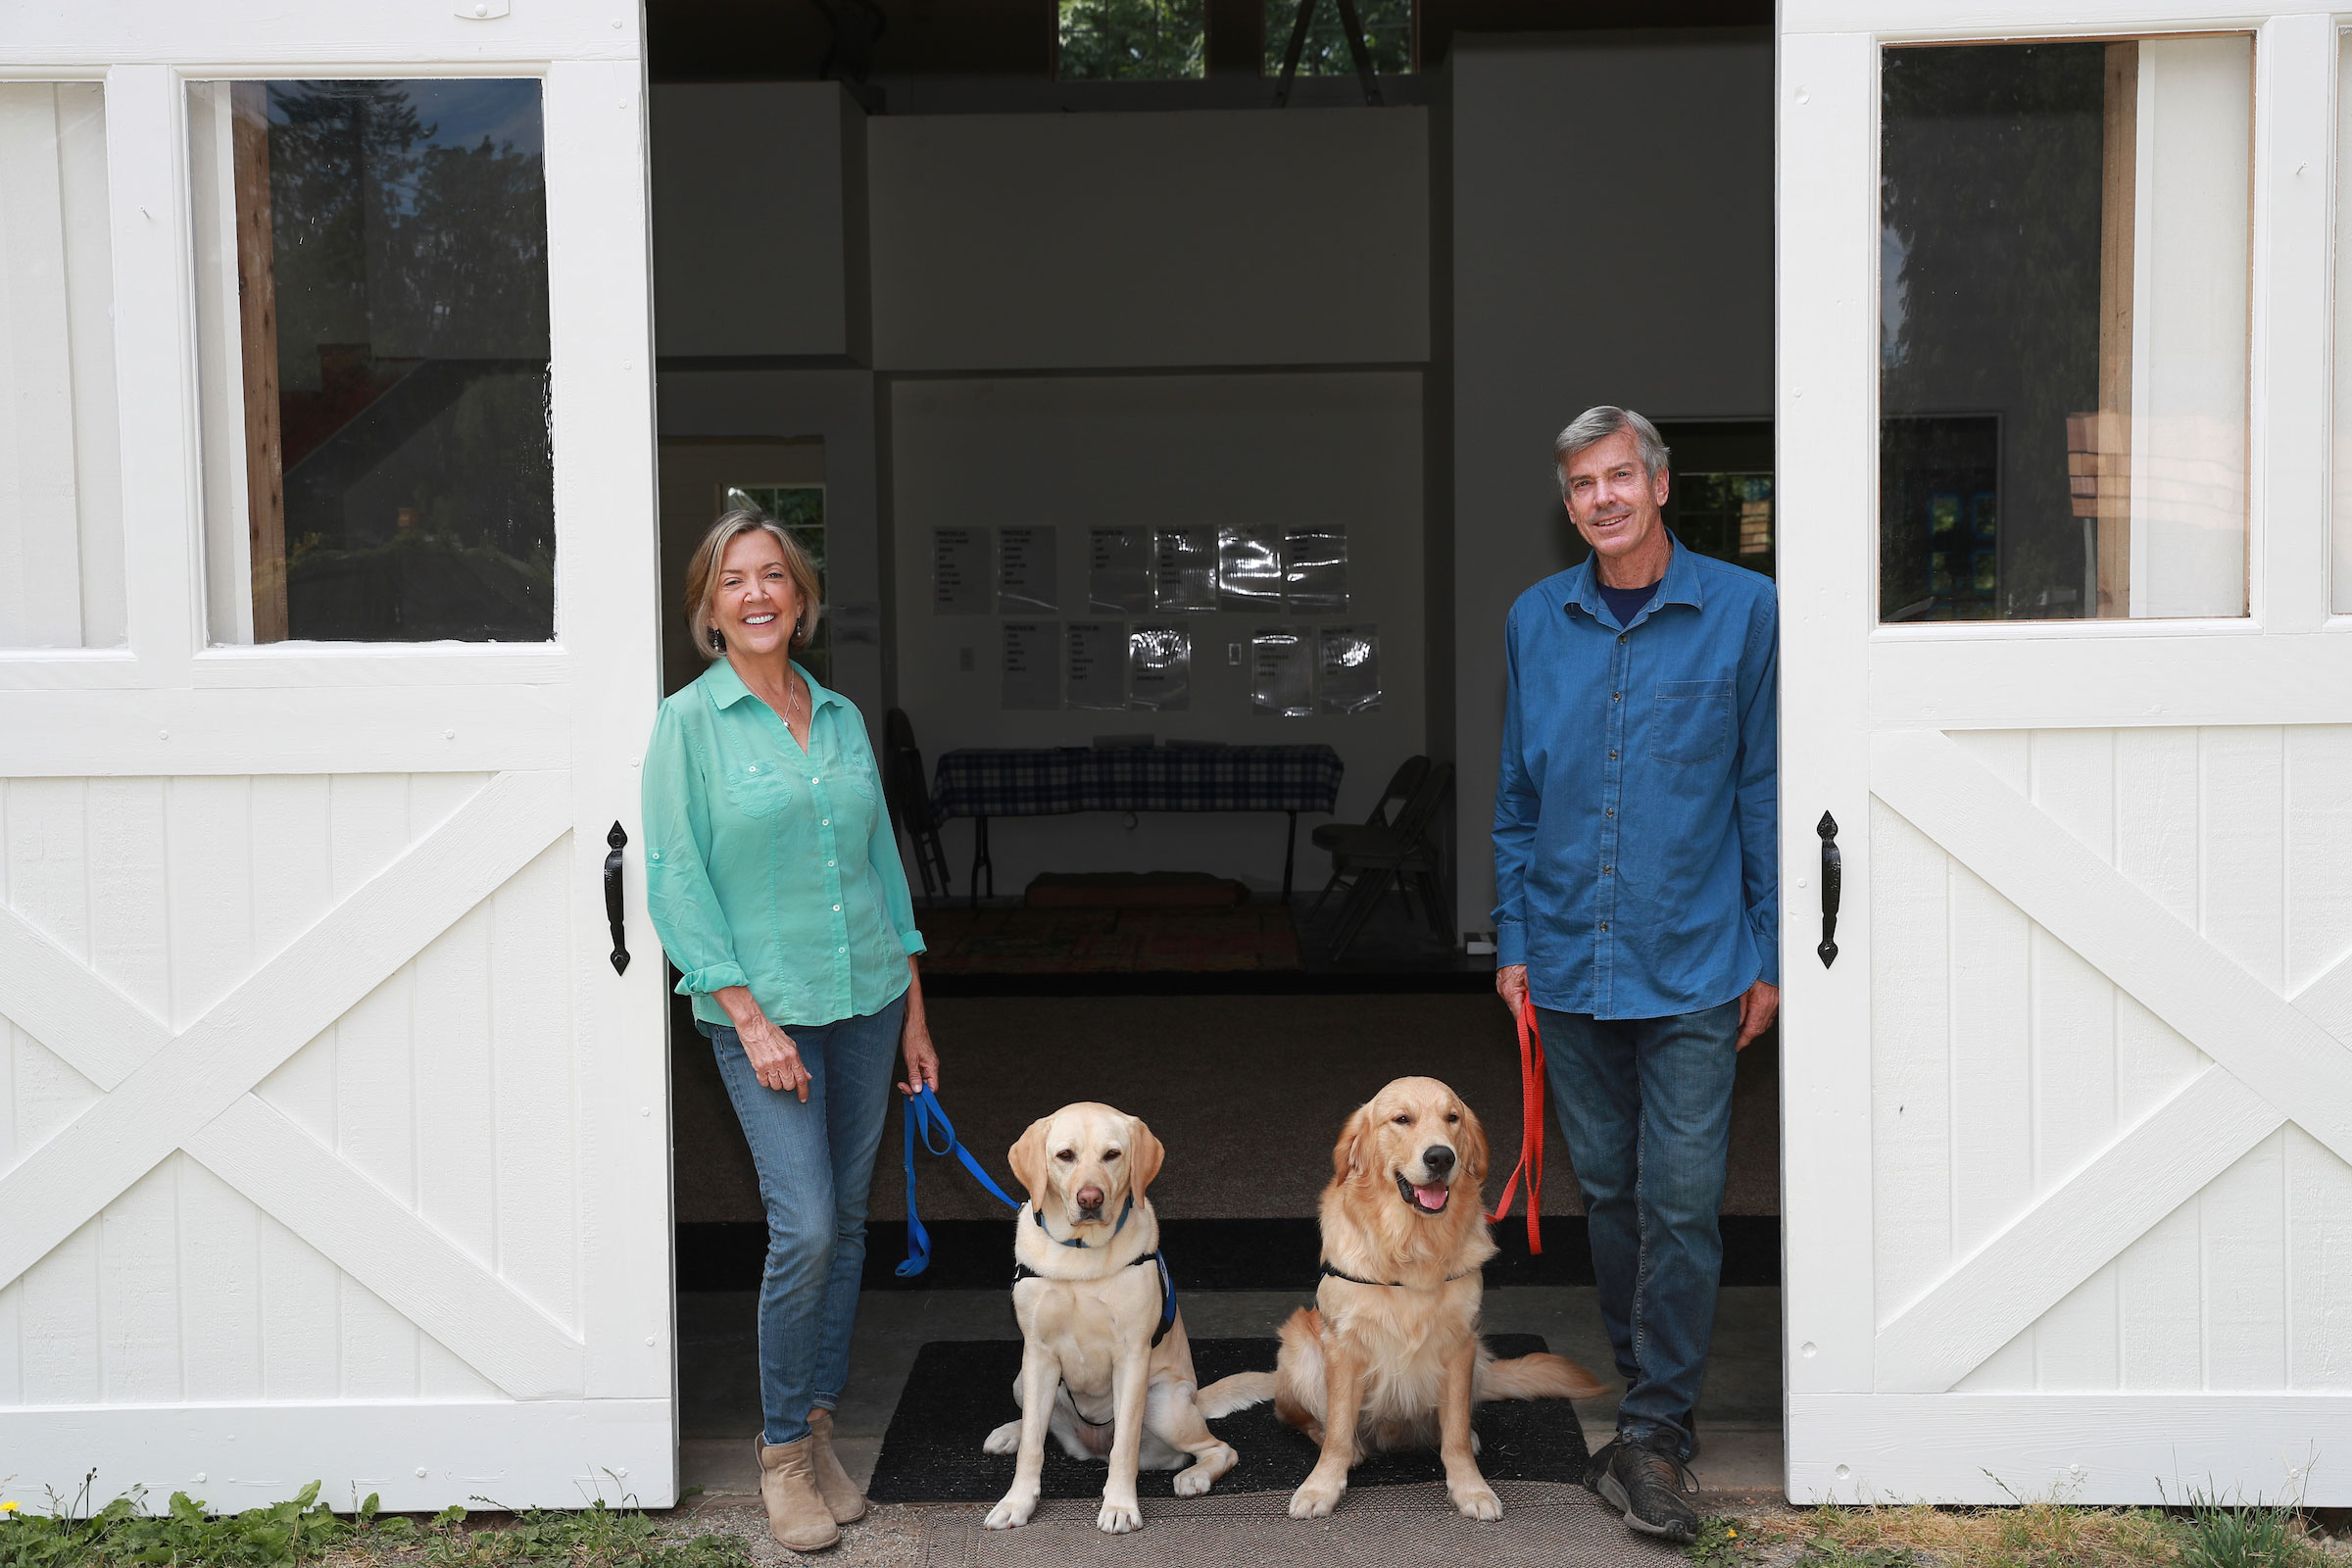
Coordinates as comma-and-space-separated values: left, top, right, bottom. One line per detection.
931, 745, 1344, 819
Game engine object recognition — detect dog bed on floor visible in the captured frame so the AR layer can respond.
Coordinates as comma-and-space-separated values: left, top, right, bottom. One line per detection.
863, 1335, 1592, 1503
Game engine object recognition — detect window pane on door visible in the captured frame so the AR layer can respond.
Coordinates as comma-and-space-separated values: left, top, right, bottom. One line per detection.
189, 78, 553, 644
1879, 37, 2250, 623
1, 82, 122, 649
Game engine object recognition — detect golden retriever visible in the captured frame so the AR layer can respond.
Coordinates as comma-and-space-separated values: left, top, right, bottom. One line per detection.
981, 1102, 1247, 1535
1215, 1076, 1604, 1520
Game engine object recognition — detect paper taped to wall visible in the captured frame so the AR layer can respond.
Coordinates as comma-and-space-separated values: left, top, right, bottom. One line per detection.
1219, 526, 1285, 613
1153, 528, 1217, 612
1065, 619, 1126, 710
1002, 620, 1059, 710
1089, 527, 1152, 612
1318, 623, 1380, 713
933, 527, 990, 614
1127, 623, 1191, 710
1250, 625, 1313, 717
998, 524, 1058, 613
1285, 527, 1348, 612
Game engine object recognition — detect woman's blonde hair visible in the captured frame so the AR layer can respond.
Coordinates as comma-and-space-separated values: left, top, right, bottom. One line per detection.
685, 509, 823, 661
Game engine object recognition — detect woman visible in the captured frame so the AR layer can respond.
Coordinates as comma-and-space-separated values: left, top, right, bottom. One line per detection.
643, 510, 938, 1553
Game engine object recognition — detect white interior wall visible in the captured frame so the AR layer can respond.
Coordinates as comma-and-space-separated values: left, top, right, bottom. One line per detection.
1448, 32, 1775, 935
890, 371, 1425, 896
866, 108, 1429, 370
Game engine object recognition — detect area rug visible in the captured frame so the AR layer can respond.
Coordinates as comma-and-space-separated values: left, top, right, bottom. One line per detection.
864, 1335, 1590, 1503
917, 1481, 1682, 1568
917, 906, 1303, 974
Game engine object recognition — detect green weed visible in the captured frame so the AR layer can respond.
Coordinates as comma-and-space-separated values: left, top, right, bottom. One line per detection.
2175, 1491, 2315, 1568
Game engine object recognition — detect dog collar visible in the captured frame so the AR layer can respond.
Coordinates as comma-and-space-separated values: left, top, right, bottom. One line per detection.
1319, 1260, 1476, 1289
1030, 1194, 1131, 1248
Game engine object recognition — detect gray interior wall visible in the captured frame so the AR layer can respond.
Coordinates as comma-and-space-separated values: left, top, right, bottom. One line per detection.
866, 109, 1430, 370
651, 82, 858, 360
890, 371, 1426, 896
1448, 32, 1775, 937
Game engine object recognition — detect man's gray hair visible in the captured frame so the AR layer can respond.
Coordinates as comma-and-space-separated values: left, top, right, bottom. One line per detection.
1552, 406, 1671, 497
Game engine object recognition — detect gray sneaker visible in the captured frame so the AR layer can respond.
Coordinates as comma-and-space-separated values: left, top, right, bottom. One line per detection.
1590, 1434, 1699, 1544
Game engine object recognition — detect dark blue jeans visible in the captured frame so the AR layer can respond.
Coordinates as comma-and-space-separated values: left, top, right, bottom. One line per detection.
709, 996, 905, 1446
1539, 999, 1740, 1461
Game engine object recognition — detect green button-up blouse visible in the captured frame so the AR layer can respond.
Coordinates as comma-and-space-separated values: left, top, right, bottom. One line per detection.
642, 659, 925, 1031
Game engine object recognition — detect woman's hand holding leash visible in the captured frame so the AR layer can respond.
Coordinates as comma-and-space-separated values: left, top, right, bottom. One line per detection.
1494, 963, 1529, 1021
897, 956, 941, 1098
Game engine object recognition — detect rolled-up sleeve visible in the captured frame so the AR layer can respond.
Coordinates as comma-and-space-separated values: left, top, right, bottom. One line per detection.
1736, 599, 1781, 987
641, 702, 750, 997
1492, 606, 1539, 969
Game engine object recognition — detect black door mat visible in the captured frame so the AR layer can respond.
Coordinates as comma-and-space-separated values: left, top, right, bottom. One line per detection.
917, 1481, 1684, 1568
866, 1335, 1592, 1504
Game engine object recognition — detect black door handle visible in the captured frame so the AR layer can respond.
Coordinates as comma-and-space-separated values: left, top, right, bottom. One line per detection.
605, 821, 631, 975
1817, 810, 1841, 968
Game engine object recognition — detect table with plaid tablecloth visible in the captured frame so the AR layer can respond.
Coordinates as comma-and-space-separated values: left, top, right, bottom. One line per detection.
930, 744, 1345, 904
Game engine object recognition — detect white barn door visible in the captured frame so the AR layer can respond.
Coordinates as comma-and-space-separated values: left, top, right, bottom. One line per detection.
0, 2, 671, 1510
1780, 1, 2352, 1504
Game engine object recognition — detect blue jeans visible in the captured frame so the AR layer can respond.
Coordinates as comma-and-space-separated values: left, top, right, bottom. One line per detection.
710, 995, 905, 1447
1539, 999, 1740, 1461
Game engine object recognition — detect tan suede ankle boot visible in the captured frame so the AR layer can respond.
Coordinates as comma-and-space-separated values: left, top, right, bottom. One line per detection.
756, 1434, 841, 1551
805, 1408, 867, 1523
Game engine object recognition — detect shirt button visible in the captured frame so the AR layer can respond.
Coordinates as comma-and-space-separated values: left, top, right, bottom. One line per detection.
1600, 921, 1610, 932
833, 904, 842, 911
1605, 807, 1615, 816
838, 946, 847, 954
827, 858, 836, 867
1612, 692, 1622, 702
1617, 633, 1627, 643
810, 776, 819, 784
1609, 750, 1619, 760
748, 764, 758, 773
821, 819, 830, 826
1602, 865, 1613, 874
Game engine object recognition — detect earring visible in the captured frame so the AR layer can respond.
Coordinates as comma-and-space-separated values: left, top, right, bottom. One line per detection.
708, 625, 724, 652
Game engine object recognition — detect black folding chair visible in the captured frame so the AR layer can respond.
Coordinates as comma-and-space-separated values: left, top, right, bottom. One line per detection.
1307, 754, 1429, 918
882, 708, 952, 905
1320, 761, 1453, 958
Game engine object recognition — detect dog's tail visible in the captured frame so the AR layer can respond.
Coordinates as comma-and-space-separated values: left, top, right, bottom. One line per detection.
1195, 1371, 1276, 1417
1476, 1351, 1608, 1402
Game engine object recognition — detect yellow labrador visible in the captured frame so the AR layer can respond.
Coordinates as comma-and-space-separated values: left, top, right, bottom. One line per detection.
981, 1102, 1247, 1535
1213, 1077, 1605, 1520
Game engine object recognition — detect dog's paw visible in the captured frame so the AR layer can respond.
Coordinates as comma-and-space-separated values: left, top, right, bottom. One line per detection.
1097, 1497, 1143, 1535
1450, 1482, 1503, 1522
982, 1419, 1021, 1455
1288, 1477, 1345, 1519
1172, 1455, 1220, 1497
983, 1491, 1038, 1531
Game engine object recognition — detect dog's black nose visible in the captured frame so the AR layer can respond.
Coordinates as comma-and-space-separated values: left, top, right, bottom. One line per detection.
1422, 1146, 1455, 1177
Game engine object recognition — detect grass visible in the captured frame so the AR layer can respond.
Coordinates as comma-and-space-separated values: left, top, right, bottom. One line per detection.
0, 1479, 752, 1568
1687, 1492, 2331, 1568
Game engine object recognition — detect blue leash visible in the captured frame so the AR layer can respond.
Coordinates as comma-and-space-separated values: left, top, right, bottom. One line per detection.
898, 1085, 1020, 1277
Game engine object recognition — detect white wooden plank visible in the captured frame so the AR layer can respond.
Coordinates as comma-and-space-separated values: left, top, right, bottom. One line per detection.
1875, 1063, 2279, 1393
20, 1215, 99, 1403
2284, 726, 2352, 999
1869, 631, 2352, 729
176, 1152, 262, 1402
1870, 802, 1951, 1322
254, 1210, 336, 1400
1786, 0, 2317, 34
0, 1397, 673, 1516
0, 688, 571, 774
0, 901, 171, 1092
1788, 1392, 2343, 1505
1875, 730, 2352, 1162
0, 769, 569, 1292
2201, 1129, 2288, 1390
2286, 1126, 2352, 1389
2119, 1202, 2205, 1390
1948, 860, 2031, 1254
0, 1276, 18, 1404
416, 901, 494, 1265
1776, 24, 1880, 1403
2034, 1262, 2122, 1393
55, 79, 122, 650
185, 1095, 585, 1399
249, 777, 335, 1143
2198, 727, 2285, 990
0, 83, 85, 649
491, 842, 578, 1327
85, 776, 170, 1018
96, 1157, 180, 1402
5, 776, 91, 961
0, 4, 640, 65
164, 776, 253, 1030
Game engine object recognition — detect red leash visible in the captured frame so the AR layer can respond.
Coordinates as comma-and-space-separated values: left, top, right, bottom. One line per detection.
1485, 1004, 1545, 1254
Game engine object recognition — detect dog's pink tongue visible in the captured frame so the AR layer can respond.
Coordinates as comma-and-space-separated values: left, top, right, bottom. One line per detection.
1414, 1183, 1447, 1209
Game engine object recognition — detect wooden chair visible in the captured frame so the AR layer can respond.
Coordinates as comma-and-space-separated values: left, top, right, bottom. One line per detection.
1307, 754, 1429, 918
1319, 761, 1453, 958
882, 708, 952, 905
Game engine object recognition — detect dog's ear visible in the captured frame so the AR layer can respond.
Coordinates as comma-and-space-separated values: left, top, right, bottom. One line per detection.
1333, 1103, 1374, 1184
1457, 1098, 1490, 1188
1006, 1116, 1054, 1201
1127, 1115, 1165, 1198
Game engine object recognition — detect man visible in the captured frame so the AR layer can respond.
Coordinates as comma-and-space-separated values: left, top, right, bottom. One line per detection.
1493, 406, 1777, 1543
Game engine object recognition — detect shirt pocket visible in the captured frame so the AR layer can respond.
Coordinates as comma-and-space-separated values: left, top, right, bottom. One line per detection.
721, 758, 793, 820
1648, 679, 1734, 765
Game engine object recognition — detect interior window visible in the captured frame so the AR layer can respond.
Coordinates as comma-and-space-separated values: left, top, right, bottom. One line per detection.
189, 78, 554, 645
1056, 0, 1207, 81
0, 82, 122, 649
1879, 37, 2250, 623
723, 484, 830, 686
1264, 0, 1414, 77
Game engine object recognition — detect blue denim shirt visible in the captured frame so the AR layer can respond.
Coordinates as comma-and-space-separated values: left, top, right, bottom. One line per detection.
1494, 539, 1779, 1018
